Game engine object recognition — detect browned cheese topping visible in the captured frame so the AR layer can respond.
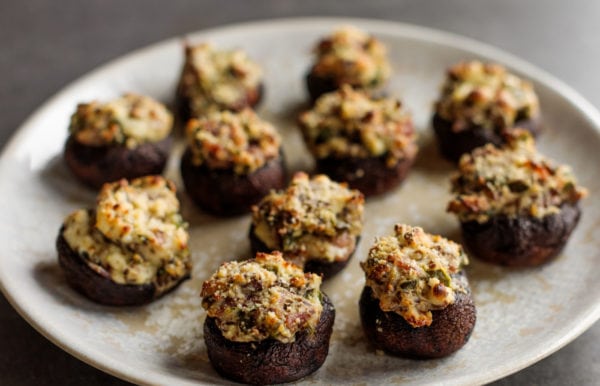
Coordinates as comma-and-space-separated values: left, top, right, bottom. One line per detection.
69, 93, 173, 148
435, 61, 540, 132
299, 85, 417, 166
311, 25, 391, 89
178, 43, 263, 115
185, 109, 281, 174
252, 172, 364, 265
62, 176, 190, 285
448, 129, 587, 223
361, 224, 469, 328
201, 251, 323, 343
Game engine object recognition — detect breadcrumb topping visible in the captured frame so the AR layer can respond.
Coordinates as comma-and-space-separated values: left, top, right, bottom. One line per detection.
252, 172, 364, 265
299, 85, 417, 166
178, 43, 263, 115
311, 25, 391, 89
361, 224, 468, 328
435, 61, 539, 132
185, 109, 281, 174
201, 251, 323, 343
69, 93, 172, 148
62, 176, 190, 285
448, 129, 587, 223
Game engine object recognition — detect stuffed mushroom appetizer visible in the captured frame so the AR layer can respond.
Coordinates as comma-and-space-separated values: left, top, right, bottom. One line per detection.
447, 129, 587, 267
201, 251, 335, 385
56, 176, 191, 305
250, 172, 364, 279
176, 42, 263, 121
181, 109, 286, 216
433, 60, 541, 162
64, 93, 173, 189
299, 85, 417, 197
359, 224, 476, 359
306, 25, 391, 102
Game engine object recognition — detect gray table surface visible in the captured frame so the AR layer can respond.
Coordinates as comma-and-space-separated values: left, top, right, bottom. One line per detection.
1, 0, 598, 385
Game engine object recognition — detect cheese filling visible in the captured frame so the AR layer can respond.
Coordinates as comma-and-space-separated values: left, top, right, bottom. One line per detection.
448, 129, 587, 223
361, 224, 468, 328
178, 43, 263, 115
299, 85, 417, 166
69, 93, 172, 149
311, 25, 391, 89
252, 172, 364, 264
201, 251, 323, 343
62, 176, 190, 285
185, 109, 281, 174
435, 61, 539, 132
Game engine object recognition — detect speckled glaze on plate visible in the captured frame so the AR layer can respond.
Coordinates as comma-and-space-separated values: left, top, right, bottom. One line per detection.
0, 18, 599, 386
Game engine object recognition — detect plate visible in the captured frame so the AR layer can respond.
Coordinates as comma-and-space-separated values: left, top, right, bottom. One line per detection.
1, 17, 599, 386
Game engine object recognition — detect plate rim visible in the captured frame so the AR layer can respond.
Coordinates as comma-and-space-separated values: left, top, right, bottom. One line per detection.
1, 16, 599, 386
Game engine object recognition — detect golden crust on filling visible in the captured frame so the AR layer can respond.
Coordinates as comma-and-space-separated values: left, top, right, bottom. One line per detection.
201, 251, 323, 343
361, 224, 469, 328
311, 25, 391, 89
185, 109, 281, 174
251, 172, 364, 265
69, 93, 172, 148
435, 61, 539, 132
178, 43, 263, 115
299, 85, 417, 166
448, 129, 587, 223
62, 176, 190, 285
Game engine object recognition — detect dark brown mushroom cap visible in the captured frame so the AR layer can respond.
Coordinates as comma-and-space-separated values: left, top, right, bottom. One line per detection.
305, 71, 340, 103
432, 112, 541, 163
359, 274, 476, 359
56, 227, 190, 306
316, 153, 415, 197
204, 292, 335, 385
63, 135, 172, 189
305, 71, 391, 104
180, 148, 286, 217
460, 202, 581, 267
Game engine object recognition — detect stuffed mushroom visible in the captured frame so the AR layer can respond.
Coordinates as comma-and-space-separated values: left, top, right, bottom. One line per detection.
176, 42, 263, 121
359, 224, 476, 359
305, 25, 391, 102
201, 251, 335, 385
250, 172, 364, 279
447, 129, 587, 266
433, 61, 541, 162
56, 176, 191, 305
299, 85, 417, 197
64, 93, 173, 189
180, 109, 286, 216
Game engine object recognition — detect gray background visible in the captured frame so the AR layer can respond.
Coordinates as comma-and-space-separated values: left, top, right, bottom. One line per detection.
1, 0, 598, 385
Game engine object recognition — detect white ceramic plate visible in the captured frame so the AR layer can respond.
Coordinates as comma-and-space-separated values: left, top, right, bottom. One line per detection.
1, 17, 599, 386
